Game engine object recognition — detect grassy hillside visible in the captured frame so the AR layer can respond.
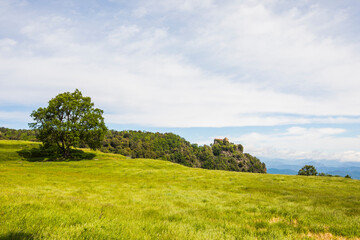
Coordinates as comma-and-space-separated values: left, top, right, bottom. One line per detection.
0, 140, 359, 239
0, 127, 267, 173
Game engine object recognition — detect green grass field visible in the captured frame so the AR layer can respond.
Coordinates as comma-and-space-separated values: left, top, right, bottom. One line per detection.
0, 140, 359, 239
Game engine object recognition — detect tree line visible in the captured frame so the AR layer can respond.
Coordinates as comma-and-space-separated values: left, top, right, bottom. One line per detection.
101, 131, 267, 173
0, 127, 37, 141
1, 90, 266, 173
0, 127, 266, 173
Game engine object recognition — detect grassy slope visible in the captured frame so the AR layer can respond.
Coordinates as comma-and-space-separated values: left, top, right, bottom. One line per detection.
0, 140, 359, 240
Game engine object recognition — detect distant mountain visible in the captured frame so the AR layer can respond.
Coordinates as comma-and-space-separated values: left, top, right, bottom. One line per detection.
267, 168, 298, 175
264, 157, 360, 179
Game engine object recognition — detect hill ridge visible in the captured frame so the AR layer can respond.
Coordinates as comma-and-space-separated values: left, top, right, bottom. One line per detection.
0, 140, 359, 239
0, 127, 266, 173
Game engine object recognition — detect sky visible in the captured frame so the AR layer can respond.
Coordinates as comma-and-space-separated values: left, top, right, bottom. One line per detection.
1, 0, 360, 163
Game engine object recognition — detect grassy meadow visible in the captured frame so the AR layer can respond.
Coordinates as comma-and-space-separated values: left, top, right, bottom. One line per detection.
0, 140, 359, 239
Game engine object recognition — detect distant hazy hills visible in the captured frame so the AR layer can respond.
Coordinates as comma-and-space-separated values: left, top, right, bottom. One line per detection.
265, 158, 360, 179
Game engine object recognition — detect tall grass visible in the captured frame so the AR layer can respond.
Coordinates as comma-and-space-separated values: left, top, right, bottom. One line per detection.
0, 140, 359, 239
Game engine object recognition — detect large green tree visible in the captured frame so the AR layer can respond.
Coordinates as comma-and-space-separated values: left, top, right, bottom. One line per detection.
29, 89, 108, 158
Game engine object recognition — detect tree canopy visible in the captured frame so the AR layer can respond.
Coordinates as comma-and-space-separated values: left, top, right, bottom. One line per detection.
0, 126, 266, 173
101, 132, 267, 173
298, 165, 317, 176
29, 89, 107, 158
0, 127, 36, 141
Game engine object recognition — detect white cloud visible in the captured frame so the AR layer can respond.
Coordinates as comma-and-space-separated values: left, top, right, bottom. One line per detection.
1, 0, 360, 129
286, 127, 346, 136
140, 0, 215, 12
188, 1, 360, 96
0, 38, 17, 50
231, 127, 360, 162
2, 0, 360, 164
132, 7, 147, 18
0, 111, 32, 122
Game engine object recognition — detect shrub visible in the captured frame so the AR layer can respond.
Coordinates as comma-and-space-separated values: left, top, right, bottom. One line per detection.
298, 165, 317, 176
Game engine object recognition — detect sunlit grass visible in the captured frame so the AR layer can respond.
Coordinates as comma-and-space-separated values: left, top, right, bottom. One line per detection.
0, 140, 359, 239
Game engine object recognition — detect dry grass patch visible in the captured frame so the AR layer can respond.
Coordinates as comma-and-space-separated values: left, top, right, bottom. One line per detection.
306, 232, 348, 240
269, 217, 281, 223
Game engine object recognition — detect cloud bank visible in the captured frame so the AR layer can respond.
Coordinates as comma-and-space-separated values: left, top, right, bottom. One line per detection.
1, 0, 360, 162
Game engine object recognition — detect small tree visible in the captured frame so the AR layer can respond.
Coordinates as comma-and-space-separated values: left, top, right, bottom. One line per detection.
237, 144, 244, 153
212, 144, 221, 156
29, 89, 108, 158
298, 165, 317, 176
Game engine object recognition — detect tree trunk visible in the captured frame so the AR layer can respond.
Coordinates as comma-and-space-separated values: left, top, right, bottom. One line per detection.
61, 139, 70, 159
64, 148, 70, 159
